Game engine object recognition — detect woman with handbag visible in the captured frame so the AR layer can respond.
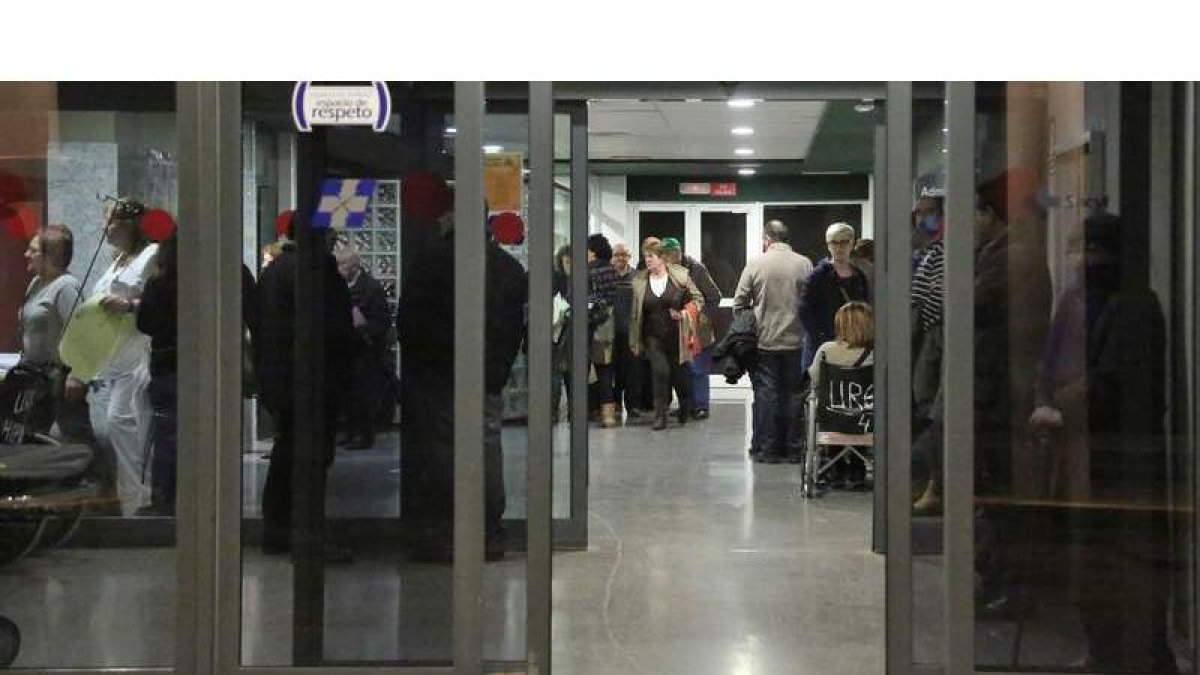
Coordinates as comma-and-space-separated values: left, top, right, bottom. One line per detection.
629, 240, 704, 431
14, 224, 81, 434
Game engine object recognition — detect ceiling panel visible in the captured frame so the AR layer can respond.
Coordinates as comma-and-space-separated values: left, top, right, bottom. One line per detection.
587, 99, 826, 162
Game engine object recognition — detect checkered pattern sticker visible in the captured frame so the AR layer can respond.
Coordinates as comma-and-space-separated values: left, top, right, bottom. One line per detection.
312, 178, 376, 229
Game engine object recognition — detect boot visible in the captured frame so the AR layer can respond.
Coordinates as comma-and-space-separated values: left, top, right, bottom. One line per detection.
913, 476, 942, 515
601, 403, 619, 428
652, 413, 667, 431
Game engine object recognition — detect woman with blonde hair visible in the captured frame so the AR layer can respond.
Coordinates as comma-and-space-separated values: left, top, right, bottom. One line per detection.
807, 301, 874, 389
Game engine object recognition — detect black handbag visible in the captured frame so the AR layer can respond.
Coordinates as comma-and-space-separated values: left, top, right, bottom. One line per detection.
0, 362, 67, 444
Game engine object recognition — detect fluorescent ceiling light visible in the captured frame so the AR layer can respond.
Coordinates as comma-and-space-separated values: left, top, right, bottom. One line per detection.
734, 147, 755, 156
445, 127, 457, 135
731, 126, 754, 136
727, 98, 757, 108
483, 145, 503, 154
738, 167, 757, 176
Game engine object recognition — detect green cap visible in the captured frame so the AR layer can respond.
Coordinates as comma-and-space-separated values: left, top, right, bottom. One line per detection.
660, 237, 682, 251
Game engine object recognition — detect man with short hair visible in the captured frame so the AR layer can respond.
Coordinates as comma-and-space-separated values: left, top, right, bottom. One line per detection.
660, 237, 721, 420
335, 247, 393, 450
733, 220, 813, 463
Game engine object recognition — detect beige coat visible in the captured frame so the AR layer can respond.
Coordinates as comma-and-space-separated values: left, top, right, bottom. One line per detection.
628, 264, 704, 364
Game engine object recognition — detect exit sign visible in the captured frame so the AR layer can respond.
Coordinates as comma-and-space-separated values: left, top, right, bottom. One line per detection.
678, 182, 739, 197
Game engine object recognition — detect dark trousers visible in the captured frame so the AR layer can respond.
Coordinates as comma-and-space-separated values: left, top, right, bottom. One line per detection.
613, 331, 642, 412
644, 334, 690, 418
347, 352, 384, 441
591, 362, 615, 408
147, 371, 178, 508
260, 402, 336, 547
688, 345, 713, 411
749, 348, 804, 459
400, 377, 506, 548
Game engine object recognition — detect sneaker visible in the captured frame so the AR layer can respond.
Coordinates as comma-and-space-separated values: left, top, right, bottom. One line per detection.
693, 408, 710, 420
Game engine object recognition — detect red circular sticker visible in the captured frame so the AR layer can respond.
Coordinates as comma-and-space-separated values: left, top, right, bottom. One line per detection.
488, 211, 525, 246
275, 209, 295, 238
141, 208, 176, 241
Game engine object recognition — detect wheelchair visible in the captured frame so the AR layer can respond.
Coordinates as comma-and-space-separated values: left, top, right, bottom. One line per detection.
800, 356, 875, 499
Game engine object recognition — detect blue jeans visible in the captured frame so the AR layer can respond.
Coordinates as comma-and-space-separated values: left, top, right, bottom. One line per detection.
748, 349, 805, 458
688, 345, 713, 411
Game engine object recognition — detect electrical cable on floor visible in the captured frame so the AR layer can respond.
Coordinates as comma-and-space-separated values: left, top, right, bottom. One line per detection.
589, 509, 648, 675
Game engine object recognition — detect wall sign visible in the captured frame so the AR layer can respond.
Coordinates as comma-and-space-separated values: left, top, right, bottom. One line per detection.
292, 81, 391, 132
678, 181, 738, 197
312, 178, 376, 229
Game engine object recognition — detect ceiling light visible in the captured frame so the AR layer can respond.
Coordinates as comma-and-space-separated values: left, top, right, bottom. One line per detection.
445, 127, 457, 135
731, 126, 754, 136
854, 99, 876, 113
734, 148, 754, 156
727, 98, 757, 109
483, 145, 503, 154
738, 167, 757, 176
685, 98, 702, 103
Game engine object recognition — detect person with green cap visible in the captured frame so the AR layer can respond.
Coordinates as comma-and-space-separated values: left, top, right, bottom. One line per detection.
660, 237, 721, 420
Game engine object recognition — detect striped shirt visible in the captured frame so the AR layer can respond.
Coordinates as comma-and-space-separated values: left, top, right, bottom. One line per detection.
911, 239, 945, 331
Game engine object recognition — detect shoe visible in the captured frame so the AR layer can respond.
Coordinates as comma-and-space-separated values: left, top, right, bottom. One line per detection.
625, 407, 642, 419
693, 408, 709, 420
652, 415, 667, 431
600, 403, 619, 428
673, 408, 689, 425
913, 478, 942, 515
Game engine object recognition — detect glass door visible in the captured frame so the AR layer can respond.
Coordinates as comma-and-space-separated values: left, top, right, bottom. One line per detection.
890, 81, 1200, 675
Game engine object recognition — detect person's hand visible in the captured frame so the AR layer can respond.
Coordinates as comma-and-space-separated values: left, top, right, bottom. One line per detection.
65, 377, 87, 401
669, 309, 682, 320
1028, 405, 1063, 430
100, 294, 133, 314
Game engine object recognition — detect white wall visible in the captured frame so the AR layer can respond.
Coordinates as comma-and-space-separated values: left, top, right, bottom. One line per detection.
587, 175, 630, 245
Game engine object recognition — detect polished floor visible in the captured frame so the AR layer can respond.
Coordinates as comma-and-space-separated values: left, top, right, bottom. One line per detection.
0, 400, 885, 673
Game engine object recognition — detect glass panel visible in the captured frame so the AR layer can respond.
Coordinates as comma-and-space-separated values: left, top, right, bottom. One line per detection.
239, 82, 458, 666
552, 123, 572, 520
762, 203, 864, 267
480, 103, 530, 664
637, 210, 685, 250
909, 87, 947, 666
971, 82, 1194, 673
699, 210, 746, 297
0, 82, 177, 667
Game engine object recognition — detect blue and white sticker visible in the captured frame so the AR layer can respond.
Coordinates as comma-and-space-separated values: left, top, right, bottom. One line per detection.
312, 178, 376, 230
293, 81, 391, 132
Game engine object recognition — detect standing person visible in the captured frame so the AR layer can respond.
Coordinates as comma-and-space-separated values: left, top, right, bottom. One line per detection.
254, 223, 355, 557
551, 244, 573, 422
851, 238, 875, 286
799, 222, 870, 372
609, 242, 642, 420
334, 247, 393, 450
733, 220, 813, 463
68, 199, 159, 515
17, 224, 82, 434
134, 233, 177, 516
660, 237, 721, 420
586, 234, 618, 427
629, 240, 704, 431
398, 214, 527, 561
634, 236, 661, 414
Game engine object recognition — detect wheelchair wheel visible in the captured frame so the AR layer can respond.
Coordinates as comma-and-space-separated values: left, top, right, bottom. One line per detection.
0, 515, 48, 567
801, 445, 819, 498
0, 615, 18, 667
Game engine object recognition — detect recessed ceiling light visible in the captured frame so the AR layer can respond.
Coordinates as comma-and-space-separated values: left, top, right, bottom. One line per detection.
445, 127, 457, 135
731, 126, 754, 136
738, 167, 757, 176
727, 98, 757, 109
854, 99, 876, 113
483, 145, 503, 154
685, 98, 702, 103
734, 148, 754, 156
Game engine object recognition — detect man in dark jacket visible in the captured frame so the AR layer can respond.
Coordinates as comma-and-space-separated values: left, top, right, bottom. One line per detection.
335, 248, 393, 449
661, 237, 722, 419
254, 229, 355, 556
397, 223, 527, 562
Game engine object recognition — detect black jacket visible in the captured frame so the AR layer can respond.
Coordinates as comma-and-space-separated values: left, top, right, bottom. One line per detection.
712, 309, 758, 384
347, 269, 393, 355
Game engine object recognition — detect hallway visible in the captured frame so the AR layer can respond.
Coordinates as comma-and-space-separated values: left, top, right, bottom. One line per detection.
553, 401, 883, 675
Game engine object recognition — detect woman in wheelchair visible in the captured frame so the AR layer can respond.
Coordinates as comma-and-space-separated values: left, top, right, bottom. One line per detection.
807, 302, 874, 490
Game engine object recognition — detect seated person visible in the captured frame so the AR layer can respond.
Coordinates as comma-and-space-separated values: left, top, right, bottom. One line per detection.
807, 301, 874, 488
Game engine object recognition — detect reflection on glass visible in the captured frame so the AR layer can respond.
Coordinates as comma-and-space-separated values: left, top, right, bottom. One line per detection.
699, 211, 746, 297
971, 82, 1191, 673
0, 82, 177, 668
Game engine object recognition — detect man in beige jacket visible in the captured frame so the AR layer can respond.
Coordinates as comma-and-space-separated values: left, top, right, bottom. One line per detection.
733, 220, 813, 463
